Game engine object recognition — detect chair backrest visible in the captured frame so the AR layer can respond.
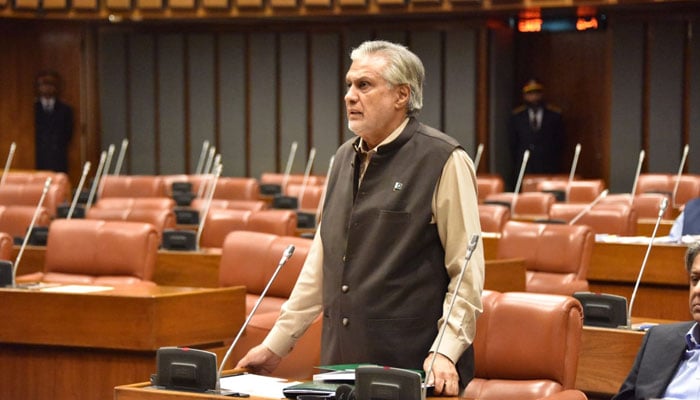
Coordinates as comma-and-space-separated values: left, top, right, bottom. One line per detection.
219, 230, 312, 299
548, 202, 638, 236
497, 221, 594, 295
0, 183, 67, 218
99, 175, 166, 198
260, 173, 325, 187
634, 173, 700, 207
92, 197, 175, 210
0, 205, 51, 238
0, 232, 12, 261
191, 198, 268, 212
477, 175, 504, 203
85, 207, 176, 238
4, 171, 71, 200
485, 192, 556, 219
284, 183, 325, 210
466, 290, 583, 400
521, 174, 571, 193
478, 204, 510, 233
200, 209, 298, 248
42, 219, 159, 285
213, 177, 261, 201
537, 180, 605, 203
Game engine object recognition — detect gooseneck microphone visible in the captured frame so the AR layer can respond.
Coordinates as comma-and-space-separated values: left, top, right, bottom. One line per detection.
569, 189, 609, 225
66, 161, 91, 219
671, 144, 690, 208
215, 244, 296, 393
626, 196, 668, 328
0, 142, 16, 186
511, 150, 530, 211
422, 234, 480, 400
13, 177, 52, 287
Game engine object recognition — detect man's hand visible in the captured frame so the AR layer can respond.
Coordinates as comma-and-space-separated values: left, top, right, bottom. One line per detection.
234, 344, 282, 375
423, 352, 460, 396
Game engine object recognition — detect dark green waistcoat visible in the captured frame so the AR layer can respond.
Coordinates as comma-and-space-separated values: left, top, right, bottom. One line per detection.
319, 118, 474, 387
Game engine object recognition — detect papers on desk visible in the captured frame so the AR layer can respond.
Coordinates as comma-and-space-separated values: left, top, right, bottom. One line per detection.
220, 373, 300, 398
39, 284, 114, 294
595, 234, 687, 245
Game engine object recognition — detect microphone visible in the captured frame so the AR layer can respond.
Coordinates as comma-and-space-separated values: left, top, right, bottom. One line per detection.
85, 150, 108, 212
568, 189, 609, 225
511, 150, 530, 212
626, 196, 668, 328
13, 177, 52, 287
671, 144, 690, 208
215, 244, 296, 393
473, 143, 484, 173
566, 143, 582, 199
195, 140, 211, 175
422, 234, 480, 400
66, 161, 91, 219
197, 146, 217, 198
113, 138, 129, 176
629, 149, 645, 203
0, 141, 16, 186
280, 141, 298, 195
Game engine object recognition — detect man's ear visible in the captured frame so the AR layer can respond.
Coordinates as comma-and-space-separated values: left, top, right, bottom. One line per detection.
395, 84, 410, 109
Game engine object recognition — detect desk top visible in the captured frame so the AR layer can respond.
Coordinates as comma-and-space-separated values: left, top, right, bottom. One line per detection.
0, 284, 245, 350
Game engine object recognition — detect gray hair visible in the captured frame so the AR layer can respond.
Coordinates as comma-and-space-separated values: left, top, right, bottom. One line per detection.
350, 40, 424, 117
686, 242, 700, 273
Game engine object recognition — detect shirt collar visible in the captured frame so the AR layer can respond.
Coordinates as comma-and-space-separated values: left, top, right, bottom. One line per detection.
684, 323, 700, 350
357, 118, 409, 154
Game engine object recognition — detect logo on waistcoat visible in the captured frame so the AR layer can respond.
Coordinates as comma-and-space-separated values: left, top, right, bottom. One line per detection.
393, 182, 403, 191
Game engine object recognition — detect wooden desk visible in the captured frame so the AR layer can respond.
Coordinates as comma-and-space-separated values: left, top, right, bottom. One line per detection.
115, 378, 466, 400
0, 284, 245, 400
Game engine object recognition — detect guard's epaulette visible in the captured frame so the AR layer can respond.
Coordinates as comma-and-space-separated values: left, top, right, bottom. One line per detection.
546, 104, 562, 114
512, 105, 527, 114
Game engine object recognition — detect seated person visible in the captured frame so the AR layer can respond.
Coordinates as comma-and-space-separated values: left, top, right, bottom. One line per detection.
669, 197, 700, 242
612, 241, 700, 400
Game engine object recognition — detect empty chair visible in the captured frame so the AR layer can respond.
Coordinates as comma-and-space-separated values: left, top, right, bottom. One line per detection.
0, 205, 51, 240
218, 231, 319, 380
284, 183, 325, 210
635, 173, 700, 207
0, 182, 68, 218
99, 175, 166, 198
476, 174, 504, 203
484, 192, 556, 220
465, 290, 583, 400
0, 232, 12, 261
199, 209, 252, 248
4, 171, 71, 200
91, 197, 175, 210
213, 177, 261, 201
537, 179, 605, 203
478, 204, 510, 233
497, 221, 594, 295
549, 202, 638, 236
521, 174, 571, 193
602, 193, 673, 220
85, 207, 176, 239
17, 219, 159, 286
190, 198, 268, 212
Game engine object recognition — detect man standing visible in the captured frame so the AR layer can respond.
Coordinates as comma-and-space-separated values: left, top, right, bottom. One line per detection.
612, 241, 700, 399
34, 70, 73, 173
508, 78, 565, 178
236, 40, 484, 396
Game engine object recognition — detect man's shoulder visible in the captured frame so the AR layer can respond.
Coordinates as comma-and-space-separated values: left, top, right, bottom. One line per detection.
648, 321, 695, 336
511, 105, 527, 115
544, 103, 562, 114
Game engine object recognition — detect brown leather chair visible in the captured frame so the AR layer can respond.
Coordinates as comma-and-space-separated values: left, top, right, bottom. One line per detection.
602, 192, 673, 220
200, 209, 297, 248
521, 174, 572, 193
537, 179, 605, 203
0, 182, 68, 218
538, 390, 588, 400
91, 197, 175, 210
17, 219, 159, 286
548, 202, 638, 236
477, 175, 504, 203
218, 231, 320, 380
212, 177, 261, 201
634, 173, 700, 208
478, 204, 510, 233
4, 171, 71, 201
85, 207, 176, 239
465, 290, 584, 400
99, 175, 166, 198
0, 232, 12, 261
497, 221, 594, 295
190, 198, 268, 212
0, 205, 51, 239
484, 192, 556, 220
284, 183, 325, 210
260, 173, 325, 187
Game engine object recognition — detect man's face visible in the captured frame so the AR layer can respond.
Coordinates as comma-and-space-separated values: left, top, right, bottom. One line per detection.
523, 90, 543, 107
689, 254, 700, 322
344, 54, 408, 148
38, 79, 57, 98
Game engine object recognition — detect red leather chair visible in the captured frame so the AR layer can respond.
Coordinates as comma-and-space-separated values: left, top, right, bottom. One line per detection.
0, 232, 12, 261
477, 175, 505, 203
537, 179, 605, 204
213, 177, 261, 201
465, 290, 584, 400
218, 231, 320, 380
85, 207, 176, 239
485, 192, 556, 220
497, 221, 594, 295
99, 175, 166, 198
200, 209, 297, 248
478, 204, 510, 233
17, 219, 159, 286
548, 202, 638, 236
0, 205, 51, 239
91, 197, 175, 210
190, 198, 268, 212
602, 193, 673, 220
284, 183, 325, 210
0, 182, 68, 218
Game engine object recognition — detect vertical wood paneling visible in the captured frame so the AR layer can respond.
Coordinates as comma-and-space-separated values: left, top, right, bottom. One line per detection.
98, 32, 129, 171
488, 28, 515, 188
129, 33, 156, 174
648, 22, 684, 173
157, 34, 186, 175
279, 33, 309, 175
444, 29, 477, 154
690, 22, 700, 174
188, 34, 216, 173
218, 33, 247, 177
410, 31, 443, 131
249, 33, 277, 179
310, 33, 341, 174
610, 22, 644, 193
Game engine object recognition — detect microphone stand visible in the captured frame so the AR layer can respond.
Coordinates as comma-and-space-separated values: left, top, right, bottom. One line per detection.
671, 144, 689, 208
215, 244, 296, 394
0, 142, 16, 186
66, 162, 91, 219
113, 139, 129, 176
473, 144, 484, 173
85, 151, 107, 213
422, 234, 480, 400
626, 197, 668, 328
13, 178, 52, 287
566, 143, 581, 201
280, 141, 298, 196
569, 189, 609, 225
511, 150, 530, 212
629, 150, 645, 204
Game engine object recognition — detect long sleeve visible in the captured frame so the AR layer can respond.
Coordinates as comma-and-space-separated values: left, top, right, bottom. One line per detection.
429, 149, 485, 363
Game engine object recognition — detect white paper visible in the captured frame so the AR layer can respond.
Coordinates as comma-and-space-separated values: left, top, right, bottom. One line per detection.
219, 373, 300, 398
39, 284, 113, 294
